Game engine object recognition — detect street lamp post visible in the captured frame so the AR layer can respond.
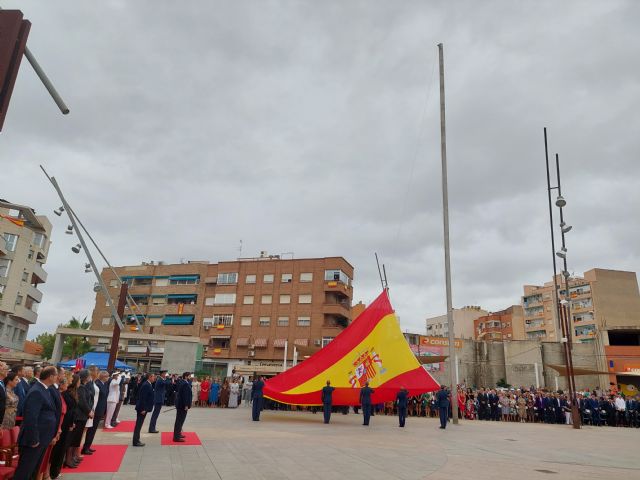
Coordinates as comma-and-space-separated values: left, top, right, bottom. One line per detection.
543, 129, 581, 429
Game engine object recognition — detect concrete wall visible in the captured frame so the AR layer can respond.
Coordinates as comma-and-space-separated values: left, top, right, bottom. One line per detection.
161, 341, 199, 373
429, 338, 604, 391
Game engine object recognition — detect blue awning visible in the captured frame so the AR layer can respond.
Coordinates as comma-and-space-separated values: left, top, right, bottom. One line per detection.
167, 294, 197, 299
131, 294, 149, 298
122, 275, 153, 280
169, 275, 200, 281
162, 315, 195, 325
151, 294, 167, 298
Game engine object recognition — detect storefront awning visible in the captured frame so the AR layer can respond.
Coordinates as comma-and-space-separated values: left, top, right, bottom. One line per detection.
236, 337, 249, 346
273, 339, 287, 348
417, 355, 448, 364
545, 364, 610, 376
294, 338, 309, 347
254, 338, 267, 348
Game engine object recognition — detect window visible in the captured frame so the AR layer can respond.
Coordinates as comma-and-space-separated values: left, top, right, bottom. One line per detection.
263, 274, 274, 283
27, 249, 34, 260
15, 294, 23, 306
152, 296, 167, 306
245, 274, 256, 284
209, 337, 230, 349
21, 271, 29, 282
259, 317, 270, 327
322, 337, 334, 347
213, 293, 236, 305
102, 317, 112, 326
167, 294, 197, 305
132, 277, 152, 286
243, 295, 254, 305
109, 279, 119, 288
299, 294, 312, 304
261, 295, 272, 304
281, 273, 292, 283
155, 278, 169, 286
217, 272, 238, 285
3, 234, 18, 252
205, 297, 214, 306
325, 269, 350, 284
213, 314, 233, 326
169, 276, 198, 285
300, 272, 313, 282
33, 232, 46, 248
0, 259, 11, 278
279, 294, 291, 304
240, 316, 252, 326
277, 316, 289, 327
297, 316, 311, 327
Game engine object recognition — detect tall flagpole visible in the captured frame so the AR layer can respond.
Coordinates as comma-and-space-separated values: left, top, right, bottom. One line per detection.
438, 43, 458, 424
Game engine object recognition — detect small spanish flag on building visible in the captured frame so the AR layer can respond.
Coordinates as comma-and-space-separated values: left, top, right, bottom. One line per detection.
263, 291, 439, 406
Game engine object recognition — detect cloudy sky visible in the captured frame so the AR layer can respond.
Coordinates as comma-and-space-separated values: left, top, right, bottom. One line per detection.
2, 0, 639, 339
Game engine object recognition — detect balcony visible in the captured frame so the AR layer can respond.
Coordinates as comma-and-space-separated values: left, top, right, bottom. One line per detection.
324, 281, 352, 297
31, 263, 48, 284
25, 284, 43, 303
0, 236, 7, 256
323, 302, 350, 317
525, 321, 545, 330
205, 347, 230, 358
12, 304, 37, 323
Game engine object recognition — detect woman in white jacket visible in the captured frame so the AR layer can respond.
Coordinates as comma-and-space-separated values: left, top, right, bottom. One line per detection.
104, 372, 123, 429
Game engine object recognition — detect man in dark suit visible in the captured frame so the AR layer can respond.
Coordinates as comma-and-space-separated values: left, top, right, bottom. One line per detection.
173, 373, 193, 441
14, 366, 59, 480
396, 387, 409, 428
251, 375, 265, 421
488, 389, 499, 421
0, 361, 8, 425
477, 388, 488, 420
149, 370, 168, 433
82, 370, 108, 455
359, 381, 375, 426
436, 385, 450, 429
133, 373, 156, 447
12, 365, 28, 418
321, 380, 335, 424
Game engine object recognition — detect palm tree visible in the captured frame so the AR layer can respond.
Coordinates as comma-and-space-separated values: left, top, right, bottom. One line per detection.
66, 316, 91, 359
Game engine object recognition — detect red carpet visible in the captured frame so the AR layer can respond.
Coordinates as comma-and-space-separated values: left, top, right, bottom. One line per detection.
62, 445, 127, 473
103, 420, 136, 432
161, 431, 201, 445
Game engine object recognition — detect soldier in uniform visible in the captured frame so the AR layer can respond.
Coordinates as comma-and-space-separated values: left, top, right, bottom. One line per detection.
251, 375, 265, 421
396, 387, 409, 428
359, 381, 374, 426
436, 385, 450, 429
321, 380, 335, 424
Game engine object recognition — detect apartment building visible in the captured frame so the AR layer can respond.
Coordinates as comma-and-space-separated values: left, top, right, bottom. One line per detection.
522, 268, 640, 343
425, 306, 488, 339
474, 306, 524, 341
90, 254, 354, 376
0, 199, 52, 351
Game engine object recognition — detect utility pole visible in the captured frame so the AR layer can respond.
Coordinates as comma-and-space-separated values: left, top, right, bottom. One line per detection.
438, 43, 458, 424
108, 283, 128, 371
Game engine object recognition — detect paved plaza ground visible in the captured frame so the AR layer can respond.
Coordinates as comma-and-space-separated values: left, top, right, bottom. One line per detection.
80, 404, 639, 480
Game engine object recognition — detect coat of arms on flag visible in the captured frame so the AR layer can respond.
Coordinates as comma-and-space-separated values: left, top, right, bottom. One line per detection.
349, 349, 385, 388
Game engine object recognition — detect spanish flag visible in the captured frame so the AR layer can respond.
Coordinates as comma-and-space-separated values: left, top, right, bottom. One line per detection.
264, 291, 440, 406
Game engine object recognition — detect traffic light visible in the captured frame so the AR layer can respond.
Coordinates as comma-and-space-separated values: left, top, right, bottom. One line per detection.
0, 10, 30, 132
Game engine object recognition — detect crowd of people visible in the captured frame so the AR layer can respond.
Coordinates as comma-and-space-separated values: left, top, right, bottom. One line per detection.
2, 360, 637, 479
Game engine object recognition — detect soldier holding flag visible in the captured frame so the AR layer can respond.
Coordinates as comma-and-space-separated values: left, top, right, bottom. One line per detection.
321, 380, 335, 424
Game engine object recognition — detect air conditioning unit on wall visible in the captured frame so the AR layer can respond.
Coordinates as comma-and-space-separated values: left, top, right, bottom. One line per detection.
248, 351, 255, 357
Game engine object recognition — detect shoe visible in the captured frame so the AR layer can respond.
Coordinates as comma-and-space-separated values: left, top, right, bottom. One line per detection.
81, 450, 93, 456
173, 438, 185, 442
133, 442, 145, 447
439, 426, 446, 429
63, 463, 77, 469
89, 448, 96, 453
148, 430, 159, 434
104, 425, 114, 429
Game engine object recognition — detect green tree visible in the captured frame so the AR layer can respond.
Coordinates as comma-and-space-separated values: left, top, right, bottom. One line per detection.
34, 331, 56, 359
63, 316, 92, 359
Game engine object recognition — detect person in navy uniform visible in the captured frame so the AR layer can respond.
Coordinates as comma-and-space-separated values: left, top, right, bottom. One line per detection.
436, 385, 450, 429
14, 366, 59, 480
321, 380, 335, 424
251, 375, 265, 421
133, 373, 156, 447
396, 387, 409, 428
173, 373, 193, 441
148, 370, 168, 433
359, 381, 374, 426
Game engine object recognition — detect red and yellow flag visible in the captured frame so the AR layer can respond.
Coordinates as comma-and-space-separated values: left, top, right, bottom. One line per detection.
264, 291, 440, 406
